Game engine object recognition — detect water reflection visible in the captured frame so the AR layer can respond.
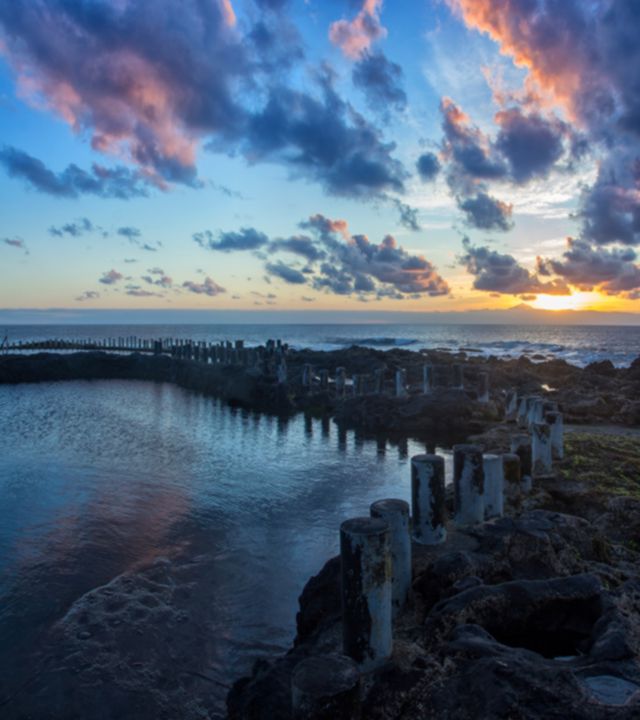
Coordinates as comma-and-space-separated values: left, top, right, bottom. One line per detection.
0, 380, 453, 717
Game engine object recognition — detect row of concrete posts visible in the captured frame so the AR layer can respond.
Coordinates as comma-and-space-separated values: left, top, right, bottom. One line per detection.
290, 419, 568, 717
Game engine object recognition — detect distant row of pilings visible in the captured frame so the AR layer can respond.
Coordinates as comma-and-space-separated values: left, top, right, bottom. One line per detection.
4, 336, 492, 401
290, 390, 564, 718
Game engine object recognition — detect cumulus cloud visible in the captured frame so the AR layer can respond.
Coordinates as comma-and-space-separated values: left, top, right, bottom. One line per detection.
0, 1, 407, 203
269, 235, 326, 262
99, 269, 123, 285
537, 238, 640, 297
459, 238, 568, 296
352, 51, 407, 116
49, 218, 95, 238
329, 0, 387, 59
446, 0, 640, 247
3, 237, 29, 254
265, 261, 307, 284
117, 227, 142, 241
416, 152, 441, 182
306, 215, 450, 297
459, 193, 513, 232
142, 270, 173, 288
243, 69, 407, 198
194, 227, 269, 252
0, 146, 152, 199
75, 290, 100, 301
182, 276, 226, 296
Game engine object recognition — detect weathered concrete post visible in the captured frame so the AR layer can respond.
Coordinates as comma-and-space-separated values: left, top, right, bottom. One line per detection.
373, 368, 384, 394
277, 361, 287, 385
370, 499, 411, 616
302, 364, 312, 390
545, 410, 564, 460
516, 396, 529, 428
422, 364, 433, 395
477, 371, 490, 403
526, 396, 541, 428
505, 390, 519, 421
502, 453, 523, 499
352, 374, 361, 397
319, 369, 329, 390
509, 434, 532, 491
336, 367, 346, 397
532, 422, 553, 477
395, 369, 407, 398
453, 444, 484, 525
452, 363, 464, 390
340, 517, 392, 672
530, 398, 545, 428
291, 655, 361, 720
482, 454, 504, 518
411, 454, 446, 545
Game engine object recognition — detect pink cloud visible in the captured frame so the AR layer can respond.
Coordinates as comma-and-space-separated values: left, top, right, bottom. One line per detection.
329, 0, 387, 59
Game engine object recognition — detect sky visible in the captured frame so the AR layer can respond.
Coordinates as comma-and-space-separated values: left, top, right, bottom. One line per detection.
1, 0, 640, 318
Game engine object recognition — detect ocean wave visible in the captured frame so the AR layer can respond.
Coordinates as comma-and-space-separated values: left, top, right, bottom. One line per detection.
325, 336, 420, 348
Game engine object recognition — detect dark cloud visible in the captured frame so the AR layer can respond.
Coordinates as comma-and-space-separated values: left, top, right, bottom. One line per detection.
117, 226, 141, 241
49, 218, 94, 237
459, 192, 513, 232
352, 51, 407, 116
194, 227, 270, 252
391, 199, 420, 231
307, 218, 450, 297
244, 70, 407, 198
0, 2, 407, 202
269, 235, 326, 262
265, 261, 307, 284
142, 271, 173, 288
0, 146, 152, 199
75, 290, 100, 301
580, 176, 640, 247
125, 287, 160, 297
459, 238, 568, 296
494, 108, 567, 184
537, 237, 640, 297
3, 237, 29, 254
416, 152, 441, 182
449, 0, 640, 247
141, 243, 159, 252
182, 276, 226, 296
99, 269, 123, 285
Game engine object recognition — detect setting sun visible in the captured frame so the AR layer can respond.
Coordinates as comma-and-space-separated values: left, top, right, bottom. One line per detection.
530, 292, 603, 311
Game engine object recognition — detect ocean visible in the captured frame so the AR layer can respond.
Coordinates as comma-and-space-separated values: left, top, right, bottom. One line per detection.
3, 322, 640, 367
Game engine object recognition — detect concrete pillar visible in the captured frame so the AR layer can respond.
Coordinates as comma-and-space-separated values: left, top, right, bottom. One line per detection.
532, 422, 553, 477
291, 655, 361, 720
509, 434, 532, 491
411, 454, 447, 545
453, 444, 484, 525
373, 368, 384, 394
352, 374, 360, 397
545, 411, 564, 460
370, 499, 411, 616
478, 371, 490, 403
302, 364, 312, 389
505, 390, 519, 421
452, 363, 464, 390
526, 396, 541, 428
336, 367, 346, 397
395, 369, 407, 398
516, 396, 530, 428
422, 364, 433, 395
530, 398, 545, 428
482, 454, 504, 519
319, 369, 329, 390
502, 453, 523, 499
277, 361, 287, 385
340, 517, 392, 672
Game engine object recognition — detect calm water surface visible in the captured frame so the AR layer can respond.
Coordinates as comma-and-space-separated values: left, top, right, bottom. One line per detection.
0, 380, 450, 717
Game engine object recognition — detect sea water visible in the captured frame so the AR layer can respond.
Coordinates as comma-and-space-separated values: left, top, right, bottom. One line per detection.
0, 380, 451, 717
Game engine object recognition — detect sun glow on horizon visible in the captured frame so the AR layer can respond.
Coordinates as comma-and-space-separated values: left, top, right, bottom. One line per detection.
531, 292, 603, 311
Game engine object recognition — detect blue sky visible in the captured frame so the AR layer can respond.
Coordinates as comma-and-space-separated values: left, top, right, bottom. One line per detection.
0, 0, 638, 316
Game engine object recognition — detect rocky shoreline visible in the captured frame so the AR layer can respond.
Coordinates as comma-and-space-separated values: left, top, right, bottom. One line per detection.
2, 347, 640, 718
